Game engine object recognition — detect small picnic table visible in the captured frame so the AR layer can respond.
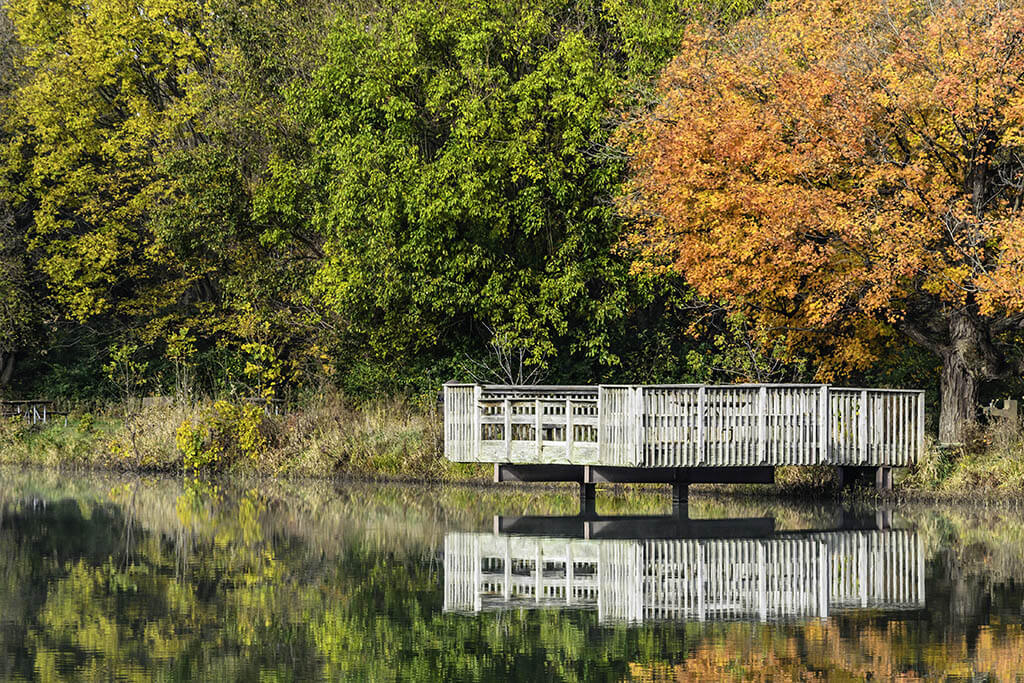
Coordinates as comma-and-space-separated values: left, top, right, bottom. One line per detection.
0, 400, 66, 425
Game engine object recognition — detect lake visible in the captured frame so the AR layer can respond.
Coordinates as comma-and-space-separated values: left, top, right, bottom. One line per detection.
0, 469, 1022, 680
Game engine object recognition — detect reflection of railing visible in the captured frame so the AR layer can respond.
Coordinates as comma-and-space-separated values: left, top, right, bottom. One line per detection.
443, 530, 925, 623
443, 384, 925, 467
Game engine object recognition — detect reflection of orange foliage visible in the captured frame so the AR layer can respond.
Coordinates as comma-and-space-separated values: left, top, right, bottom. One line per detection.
626, 620, 1024, 680
974, 625, 1024, 681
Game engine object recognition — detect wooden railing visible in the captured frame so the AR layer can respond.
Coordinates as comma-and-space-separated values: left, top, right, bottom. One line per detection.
443, 383, 925, 467
443, 529, 925, 622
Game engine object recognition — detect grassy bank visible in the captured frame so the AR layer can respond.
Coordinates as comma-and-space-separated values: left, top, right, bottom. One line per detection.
898, 419, 1024, 496
0, 394, 488, 481
6, 396, 1024, 496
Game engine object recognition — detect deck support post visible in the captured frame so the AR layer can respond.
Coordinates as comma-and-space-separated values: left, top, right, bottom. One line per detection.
671, 483, 689, 518
875, 466, 892, 492
579, 483, 596, 517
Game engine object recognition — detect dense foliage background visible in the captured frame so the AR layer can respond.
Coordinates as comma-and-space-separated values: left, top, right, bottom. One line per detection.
0, 0, 969, 425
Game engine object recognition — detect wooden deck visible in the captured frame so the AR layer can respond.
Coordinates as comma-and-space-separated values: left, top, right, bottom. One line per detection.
444, 383, 924, 468
443, 529, 925, 623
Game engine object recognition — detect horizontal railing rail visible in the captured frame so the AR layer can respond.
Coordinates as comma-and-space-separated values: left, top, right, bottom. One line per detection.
443, 383, 925, 467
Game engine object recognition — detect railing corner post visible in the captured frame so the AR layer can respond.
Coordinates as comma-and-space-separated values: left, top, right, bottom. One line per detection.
819, 384, 830, 465
757, 386, 767, 464
697, 385, 707, 465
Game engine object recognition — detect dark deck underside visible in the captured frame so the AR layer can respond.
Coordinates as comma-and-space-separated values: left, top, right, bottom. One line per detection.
494, 463, 776, 485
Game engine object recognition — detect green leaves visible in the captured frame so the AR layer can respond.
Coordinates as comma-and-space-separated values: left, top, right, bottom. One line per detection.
279, 0, 638, 375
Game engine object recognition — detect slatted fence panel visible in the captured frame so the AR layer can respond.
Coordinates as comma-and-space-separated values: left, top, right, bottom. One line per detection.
830, 389, 924, 466
763, 386, 824, 465
640, 387, 702, 467
704, 387, 760, 466
476, 388, 601, 464
443, 384, 477, 462
599, 386, 642, 466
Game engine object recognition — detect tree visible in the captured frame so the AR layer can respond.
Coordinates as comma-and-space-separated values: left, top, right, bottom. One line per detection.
621, 0, 1024, 443
0, 0, 339, 395
0, 3, 38, 391
269, 0, 763, 388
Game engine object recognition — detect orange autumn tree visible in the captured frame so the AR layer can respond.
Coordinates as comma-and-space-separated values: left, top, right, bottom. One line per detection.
621, 0, 1024, 444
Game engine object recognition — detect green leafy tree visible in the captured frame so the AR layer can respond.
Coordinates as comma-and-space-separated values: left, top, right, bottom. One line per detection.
269, 0, 764, 388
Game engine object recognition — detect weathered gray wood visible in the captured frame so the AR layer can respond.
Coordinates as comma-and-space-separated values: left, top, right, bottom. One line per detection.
859, 389, 869, 465
818, 385, 829, 463
696, 386, 706, 465
917, 391, 925, 460
445, 382, 924, 468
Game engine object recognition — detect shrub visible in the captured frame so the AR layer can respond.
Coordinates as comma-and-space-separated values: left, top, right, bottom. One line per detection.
176, 401, 274, 474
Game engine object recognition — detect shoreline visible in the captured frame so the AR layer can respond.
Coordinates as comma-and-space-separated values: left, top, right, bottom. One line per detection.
6, 457, 1024, 511
5, 399, 1024, 503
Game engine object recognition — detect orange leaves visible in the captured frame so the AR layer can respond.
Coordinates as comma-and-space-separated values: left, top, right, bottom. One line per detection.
621, 0, 1024, 374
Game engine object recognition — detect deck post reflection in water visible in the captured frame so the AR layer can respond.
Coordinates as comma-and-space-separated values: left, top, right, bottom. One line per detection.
443, 522, 925, 624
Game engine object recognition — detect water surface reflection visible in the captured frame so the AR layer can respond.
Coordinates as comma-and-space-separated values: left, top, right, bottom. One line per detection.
0, 469, 1023, 680
445, 517, 925, 622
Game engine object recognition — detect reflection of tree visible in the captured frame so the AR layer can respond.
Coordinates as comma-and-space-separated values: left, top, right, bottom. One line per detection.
3, 474, 1024, 679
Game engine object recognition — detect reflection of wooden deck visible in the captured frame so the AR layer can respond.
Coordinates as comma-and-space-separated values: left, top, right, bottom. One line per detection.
444, 384, 924, 469
443, 530, 925, 623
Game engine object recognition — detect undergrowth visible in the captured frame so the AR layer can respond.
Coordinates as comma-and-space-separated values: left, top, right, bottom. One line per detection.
0, 391, 473, 480
902, 419, 1024, 494
7, 399, 1024, 494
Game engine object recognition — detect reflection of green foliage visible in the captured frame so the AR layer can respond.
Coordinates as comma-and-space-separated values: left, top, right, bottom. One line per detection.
2, 470, 1024, 680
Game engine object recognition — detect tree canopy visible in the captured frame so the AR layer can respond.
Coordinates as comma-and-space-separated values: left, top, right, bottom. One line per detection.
0, 0, 774, 401
622, 0, 1024, 442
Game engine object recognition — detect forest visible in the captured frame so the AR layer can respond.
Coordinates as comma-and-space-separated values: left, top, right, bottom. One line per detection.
2, 0, 1024, 473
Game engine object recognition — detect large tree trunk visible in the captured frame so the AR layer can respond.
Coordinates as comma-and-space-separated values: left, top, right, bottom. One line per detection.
938, 313, 986, 444
0, 351, 13, 388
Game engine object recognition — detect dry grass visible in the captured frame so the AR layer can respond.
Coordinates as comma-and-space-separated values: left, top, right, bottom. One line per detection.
0, 391, 476, 480
903, 419, 1024, 494
12, 399, 1024, 494
269, 393, 447, 477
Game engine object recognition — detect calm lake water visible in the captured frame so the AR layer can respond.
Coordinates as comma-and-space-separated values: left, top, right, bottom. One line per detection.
1, 469, 1023, 680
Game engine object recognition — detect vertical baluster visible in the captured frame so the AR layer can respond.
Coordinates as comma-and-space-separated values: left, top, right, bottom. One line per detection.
566, 397, 574, 462
858, 390, 868, 464
899, 394, 905, 465
534, 398, 542, 460
697, 386, 706, 465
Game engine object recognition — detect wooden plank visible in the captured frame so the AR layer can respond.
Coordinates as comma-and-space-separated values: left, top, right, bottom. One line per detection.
859, 389, 868, 465
474, 385, 483, 462
566, 398, 574, 460
819, 385, 829, 464
634, 386, 644, 466
697, 386, 706, 465
917, 391, 925, 464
